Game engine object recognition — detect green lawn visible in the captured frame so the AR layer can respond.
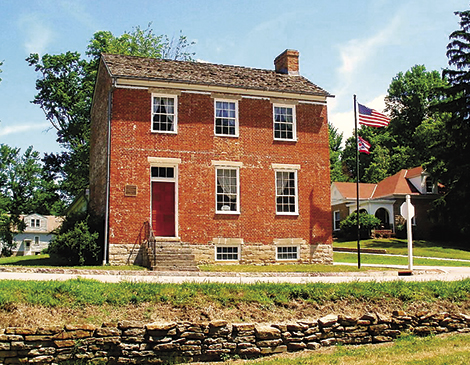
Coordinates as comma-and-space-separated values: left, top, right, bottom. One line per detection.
334, 238, 470, 260
230, 333, 470, 365
0, 254, 146, 271
200, 263, 388, 273
334, 252, 470, 267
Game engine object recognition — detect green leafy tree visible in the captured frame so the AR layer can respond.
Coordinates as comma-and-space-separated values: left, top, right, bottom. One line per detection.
339, 211, 381, 240
341, 65, 447, 183
27, 24, 195, 201
427, 9, 470, 238
0, 144, 61, 255
47, 212, 100, 265
328, 122, 349, 182
0, 60, 3, 82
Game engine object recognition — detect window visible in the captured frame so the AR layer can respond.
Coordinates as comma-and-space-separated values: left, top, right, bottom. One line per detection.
34, 237, 40, 245
275, 170, 298, 214
273, 105, 296, 140
334, 211, 341, 231
216, 246, 239, 261
426, 179, 434, 194
215, 100, 238, 136
30, 219, 40, 228
276, 246, 298, 260
152, 95, 177, 133
216, 168, 240, 213
151, 166, 175, 179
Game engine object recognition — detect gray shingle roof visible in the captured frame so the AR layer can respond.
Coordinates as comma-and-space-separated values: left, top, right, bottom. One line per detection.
102, 54, 332, 98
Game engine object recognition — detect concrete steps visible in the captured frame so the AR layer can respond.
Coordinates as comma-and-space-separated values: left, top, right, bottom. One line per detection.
145, 242, 199, 271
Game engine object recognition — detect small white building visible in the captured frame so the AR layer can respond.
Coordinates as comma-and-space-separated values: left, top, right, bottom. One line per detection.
13, 214, 63, 256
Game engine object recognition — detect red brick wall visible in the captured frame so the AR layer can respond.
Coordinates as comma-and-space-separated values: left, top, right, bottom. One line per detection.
106, 88, 332, 246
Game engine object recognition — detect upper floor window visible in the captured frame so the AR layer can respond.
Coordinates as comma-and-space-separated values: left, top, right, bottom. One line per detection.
152, 95, 177, 133
30, 219, 40, 228
273, 105, 296, 141
275, 170, 298, 215
215, 100, 238, 137
216, 167, 240, 214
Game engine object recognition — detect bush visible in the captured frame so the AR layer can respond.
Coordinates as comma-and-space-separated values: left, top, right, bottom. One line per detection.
47, 213, 101, 266
340, 212, 381, 240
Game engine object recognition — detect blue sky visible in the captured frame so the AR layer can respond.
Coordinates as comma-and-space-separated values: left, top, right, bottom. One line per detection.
0, 0, 467, 155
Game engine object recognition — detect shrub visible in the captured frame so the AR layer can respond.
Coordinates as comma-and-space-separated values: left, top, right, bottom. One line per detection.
47, 213, 101, 266
340, 212, 381, 240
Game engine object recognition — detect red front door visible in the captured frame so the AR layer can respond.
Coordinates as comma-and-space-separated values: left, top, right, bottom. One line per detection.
152, 182, 175, 237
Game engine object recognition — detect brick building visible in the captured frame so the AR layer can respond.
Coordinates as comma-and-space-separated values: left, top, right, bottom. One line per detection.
89, 50, 333, 267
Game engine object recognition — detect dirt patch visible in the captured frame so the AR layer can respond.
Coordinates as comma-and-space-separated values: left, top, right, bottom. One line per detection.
1, 298, 469, 328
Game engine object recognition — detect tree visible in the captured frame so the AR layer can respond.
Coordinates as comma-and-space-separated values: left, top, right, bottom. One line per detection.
0, 60, 3, 82
27, 24, 195, 201
0, 144, 62, 255
427, 9, 470, 238
340, 65, 447, 183
328, 122, 349, 182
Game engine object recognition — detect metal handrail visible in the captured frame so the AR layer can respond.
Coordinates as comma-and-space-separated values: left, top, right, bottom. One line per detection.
127, 221, 152, 265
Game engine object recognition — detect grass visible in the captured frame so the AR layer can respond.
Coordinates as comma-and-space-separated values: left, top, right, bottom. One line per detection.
0, 254, 146, 271
334, 238, 470, 260
199, 264, 388, 272
231, 333, 470, 365
0, 278, 469, 308
334, 252, 470, 267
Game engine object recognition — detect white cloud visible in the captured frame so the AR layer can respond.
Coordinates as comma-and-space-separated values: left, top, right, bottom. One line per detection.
328, 11, 402, 142
18, 13, 55, 55
335, 13, 401, 99
0, 122, 50, 137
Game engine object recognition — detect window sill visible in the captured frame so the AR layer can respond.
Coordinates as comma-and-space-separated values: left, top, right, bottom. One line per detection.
152, 236, 181, 242
215, 134, 239, 138
216, 211, 241, 215
151, 130, 178, 134
274, 138, 298, 142
276, 212, 299, 216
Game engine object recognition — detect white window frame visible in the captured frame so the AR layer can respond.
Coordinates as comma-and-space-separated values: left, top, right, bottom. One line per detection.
273, 104, 296, 141
215, 167, 240, 214
148, 157, 181, 239
333, 211, 341, 231
34, 236, 40, 245
214, 99, 239, 137
212, 161, 242, 215
273, 164, 300, 216
276, 246, 299, 261
151, 94, 178, 134
215, 246, 240, 261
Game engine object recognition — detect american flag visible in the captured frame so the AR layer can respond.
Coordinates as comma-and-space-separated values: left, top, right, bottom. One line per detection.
358, 103, 390, 127
358, 136, 371, 154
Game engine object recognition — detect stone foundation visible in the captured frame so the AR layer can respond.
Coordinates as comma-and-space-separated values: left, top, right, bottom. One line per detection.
1, 311, 469, 364
109, 241, 333, 267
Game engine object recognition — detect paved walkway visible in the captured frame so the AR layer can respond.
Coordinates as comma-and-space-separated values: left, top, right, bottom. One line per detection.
1, 265, 470, 284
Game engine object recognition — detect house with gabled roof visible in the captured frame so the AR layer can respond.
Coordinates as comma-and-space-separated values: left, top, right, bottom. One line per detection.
89, 50, 334, 268
331, 167, 439, 239
12, 214, 63, 256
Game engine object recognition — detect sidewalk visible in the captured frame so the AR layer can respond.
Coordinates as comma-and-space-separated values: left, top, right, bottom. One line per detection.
1, 265, 469, 284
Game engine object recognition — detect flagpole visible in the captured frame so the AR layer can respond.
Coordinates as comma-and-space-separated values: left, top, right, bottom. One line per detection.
353, 95, 361, 269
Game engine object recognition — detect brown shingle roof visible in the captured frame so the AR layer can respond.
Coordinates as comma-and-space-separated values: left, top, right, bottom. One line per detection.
333, 167, 423, 200
102, 54, 332, 97
333, 182, 377, 199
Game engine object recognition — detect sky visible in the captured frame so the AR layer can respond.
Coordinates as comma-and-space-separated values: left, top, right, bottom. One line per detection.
0, 0, 468, 156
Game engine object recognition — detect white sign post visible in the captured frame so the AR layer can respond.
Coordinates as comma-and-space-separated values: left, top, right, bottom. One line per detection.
400, 195, 415, 271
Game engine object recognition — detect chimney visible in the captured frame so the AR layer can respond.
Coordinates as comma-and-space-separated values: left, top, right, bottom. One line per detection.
274, 49, 300, 75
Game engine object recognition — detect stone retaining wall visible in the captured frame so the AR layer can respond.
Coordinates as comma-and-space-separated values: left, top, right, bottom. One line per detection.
1, 311, 469, 364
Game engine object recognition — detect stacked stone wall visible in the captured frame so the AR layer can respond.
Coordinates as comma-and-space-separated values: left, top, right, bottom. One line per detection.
1, 311, 469, 364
